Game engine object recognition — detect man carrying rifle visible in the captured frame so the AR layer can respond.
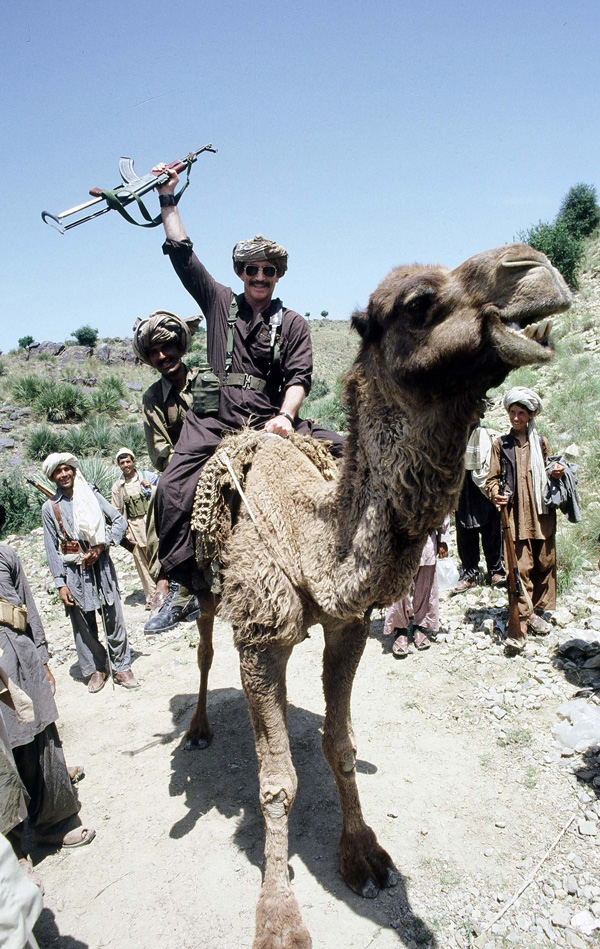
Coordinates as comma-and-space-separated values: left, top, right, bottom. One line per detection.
40, 453, 139, 692
485, 387, 564, 650
140, 163, 344, 631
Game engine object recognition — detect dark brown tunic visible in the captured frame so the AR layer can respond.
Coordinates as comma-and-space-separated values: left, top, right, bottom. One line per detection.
156, 239, 344, 574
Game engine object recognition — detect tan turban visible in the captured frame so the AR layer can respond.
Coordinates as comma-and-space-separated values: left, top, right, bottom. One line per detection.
42, 452, 78, 480
132, 310, 191, 365
115, 447, 135, 463
232, 234, 288, 277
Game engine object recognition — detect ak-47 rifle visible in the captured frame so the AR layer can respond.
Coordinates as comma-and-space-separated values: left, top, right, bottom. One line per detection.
41, 143, 217, 233
499, 461, 533, 639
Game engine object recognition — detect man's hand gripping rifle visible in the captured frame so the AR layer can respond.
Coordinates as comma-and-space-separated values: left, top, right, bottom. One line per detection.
42, 144, 217, 233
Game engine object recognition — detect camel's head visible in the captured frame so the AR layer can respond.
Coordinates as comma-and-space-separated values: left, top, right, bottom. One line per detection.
351, 243, 572, 397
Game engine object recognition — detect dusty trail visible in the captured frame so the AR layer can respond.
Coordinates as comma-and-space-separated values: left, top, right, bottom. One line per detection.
6, 534, 599, 949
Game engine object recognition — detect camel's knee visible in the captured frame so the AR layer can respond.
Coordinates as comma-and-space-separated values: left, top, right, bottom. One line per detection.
260, 772, 297, 821
322, 734, 357, 776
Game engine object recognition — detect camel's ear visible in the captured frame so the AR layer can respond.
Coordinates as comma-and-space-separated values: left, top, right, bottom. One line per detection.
351, 310, 368, 338
351, 309, 383, 346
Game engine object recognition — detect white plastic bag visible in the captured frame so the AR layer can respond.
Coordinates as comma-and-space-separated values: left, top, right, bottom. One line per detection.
436, 558, 460, 591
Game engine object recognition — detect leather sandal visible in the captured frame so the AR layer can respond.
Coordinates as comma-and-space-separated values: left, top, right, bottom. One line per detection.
392, 630, 409, 657
413, 629, 431, 651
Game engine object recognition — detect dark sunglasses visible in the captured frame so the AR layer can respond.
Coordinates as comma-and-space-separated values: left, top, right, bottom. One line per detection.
244, 264, 277, 278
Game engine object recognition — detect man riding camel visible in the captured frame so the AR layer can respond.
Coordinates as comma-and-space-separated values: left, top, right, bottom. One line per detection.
140, 163, 344, 632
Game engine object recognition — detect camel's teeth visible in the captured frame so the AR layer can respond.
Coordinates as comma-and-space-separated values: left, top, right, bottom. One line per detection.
523, 324, 537, 339
540, 318, 552, 340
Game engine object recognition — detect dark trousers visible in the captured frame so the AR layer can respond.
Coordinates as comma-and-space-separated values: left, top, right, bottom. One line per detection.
156, 416, 344, 575
7, 724, 81, 855
456, 516, 504, 581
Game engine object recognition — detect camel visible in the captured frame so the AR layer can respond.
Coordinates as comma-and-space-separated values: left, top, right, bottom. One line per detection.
183, 243, 571, 949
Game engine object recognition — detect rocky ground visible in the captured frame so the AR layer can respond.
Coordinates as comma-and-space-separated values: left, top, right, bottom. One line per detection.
3, 525, 600, 949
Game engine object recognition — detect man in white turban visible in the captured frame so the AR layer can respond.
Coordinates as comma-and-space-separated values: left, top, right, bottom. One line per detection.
40, 454, 139, 692
134, 160, 343, 633
485, 387, 565, 650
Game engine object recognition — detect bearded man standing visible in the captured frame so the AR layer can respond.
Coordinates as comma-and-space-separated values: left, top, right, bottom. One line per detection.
41, 453, 139, 692
142, 163, 344, 631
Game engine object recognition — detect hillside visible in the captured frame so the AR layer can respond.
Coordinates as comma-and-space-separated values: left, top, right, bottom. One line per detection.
1, 240, 600, 586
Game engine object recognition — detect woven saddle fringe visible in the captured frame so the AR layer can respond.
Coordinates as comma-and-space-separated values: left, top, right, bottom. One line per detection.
191, 429, 337, 570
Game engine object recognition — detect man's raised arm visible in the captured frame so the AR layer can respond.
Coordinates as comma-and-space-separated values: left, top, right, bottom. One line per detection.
152, 164, 189, 243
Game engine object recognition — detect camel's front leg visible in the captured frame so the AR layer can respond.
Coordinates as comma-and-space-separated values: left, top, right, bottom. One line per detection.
322, 619, 398, 898
184, 600, 215, 750
239, 643, 311, 949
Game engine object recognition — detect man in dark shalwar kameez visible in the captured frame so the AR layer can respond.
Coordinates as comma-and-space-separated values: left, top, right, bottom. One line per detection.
0, 503, 95, 863
138, 161, 344, 631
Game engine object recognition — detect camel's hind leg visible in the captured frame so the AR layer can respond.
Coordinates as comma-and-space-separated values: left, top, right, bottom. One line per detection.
322, 618, 398, 898
184, 597, 216, 750
239, 642, 312, 949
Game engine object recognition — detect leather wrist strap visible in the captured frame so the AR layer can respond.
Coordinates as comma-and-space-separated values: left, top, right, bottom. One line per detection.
159, 193, 177, 207
277, 410, 294, 424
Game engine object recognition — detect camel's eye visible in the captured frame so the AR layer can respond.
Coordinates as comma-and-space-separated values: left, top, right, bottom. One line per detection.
403, 288, 436, 320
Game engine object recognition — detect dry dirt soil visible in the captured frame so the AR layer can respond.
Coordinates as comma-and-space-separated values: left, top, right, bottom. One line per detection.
11, 532, 600, 949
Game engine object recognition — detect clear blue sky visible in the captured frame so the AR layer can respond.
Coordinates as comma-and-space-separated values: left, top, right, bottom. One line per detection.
1, 0, 598, 351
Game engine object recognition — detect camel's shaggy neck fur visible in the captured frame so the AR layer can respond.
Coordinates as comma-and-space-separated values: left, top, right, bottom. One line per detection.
328, 357, 476, 615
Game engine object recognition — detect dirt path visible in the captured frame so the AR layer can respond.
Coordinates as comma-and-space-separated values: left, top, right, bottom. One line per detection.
7, 534, 599, 949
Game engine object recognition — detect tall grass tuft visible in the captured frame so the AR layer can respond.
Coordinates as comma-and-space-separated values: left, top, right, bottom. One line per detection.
89, 387, 122, 418
33, 380, 90, 422
26, 425, 65, 460
80, 417, 116, 454
0, 473, 44, 537
116, 422, 147, 459
78, 455, 120, 499
9, 375, 44, 404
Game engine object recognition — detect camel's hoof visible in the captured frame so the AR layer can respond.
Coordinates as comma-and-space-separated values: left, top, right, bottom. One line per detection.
184, 735, 212, 751
361, 879, 379, 899
339, 826, 398, 898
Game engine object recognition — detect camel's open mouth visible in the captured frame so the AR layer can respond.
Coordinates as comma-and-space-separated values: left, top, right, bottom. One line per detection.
505, 317, 553, 347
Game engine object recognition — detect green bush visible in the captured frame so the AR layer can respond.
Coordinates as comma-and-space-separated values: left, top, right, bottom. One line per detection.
62, 426, 93, 456
78, 455, 120, 500
186, 335, 208, 369
99, 374, 126, 397
18, 335, 34, 350
33, 380, 90, 422
79, 416, 116, 453
0, 473, 44, 537
518, 219, 583, 288
26, 425, 65, 460
89, 386, 122, 418
308, 377, 330, 400
557, 183, 600, 240
71, 325, 99, 348
116, 422, 147, 459
9, 375, 45, 404
303, 380, 348, 434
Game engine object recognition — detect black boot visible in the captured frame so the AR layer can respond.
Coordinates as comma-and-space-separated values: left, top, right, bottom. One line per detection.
143, 582, 201, 634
